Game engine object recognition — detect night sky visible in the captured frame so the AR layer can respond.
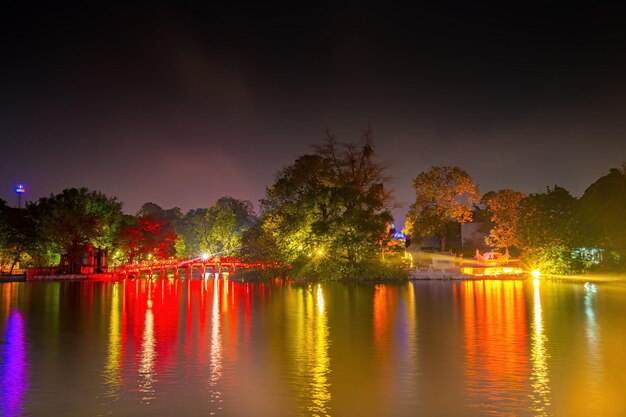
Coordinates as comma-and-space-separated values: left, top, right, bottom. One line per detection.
2, 1, 625, 225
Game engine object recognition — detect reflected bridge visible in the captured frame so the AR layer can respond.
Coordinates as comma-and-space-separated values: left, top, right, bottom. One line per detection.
115, 257, 280, 280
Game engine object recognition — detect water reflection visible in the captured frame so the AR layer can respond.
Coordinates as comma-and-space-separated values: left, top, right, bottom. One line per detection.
309, 284, 331, 416
583, 282, 604, 410
401, 283, 418, 406
208, 278, 223, 412
0, 310, 28, 417
104, 282, 122, 398
138, 282, 156, 402
2, 278, 625, 416
288, 284, 331, 416
462, 280, 529, 416
375, 283, 420, 411
530, 278, 551, 416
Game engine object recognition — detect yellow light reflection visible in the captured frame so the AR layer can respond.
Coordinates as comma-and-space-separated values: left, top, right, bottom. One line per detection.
104, 283, 121, 397
309, 285, 330, 416
139, 284, 156, 403
530, 278, 551, 416
290, 285, 331, 416
316, 284, 325, 314
583, 282, 604, 409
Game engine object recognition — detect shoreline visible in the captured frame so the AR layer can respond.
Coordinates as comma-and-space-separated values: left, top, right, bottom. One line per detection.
3, 272, 626, 284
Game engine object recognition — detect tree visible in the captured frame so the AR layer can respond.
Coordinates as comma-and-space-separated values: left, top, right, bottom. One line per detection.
517, 186, 580, 273
250, 129, 394, 278
578, 165, 626, 269
407, 166, 480, 252
136, 202, 184, 233
181, 197, 255, 258
115, 216, 177, 264
204, 197, 255, 256
0, 202, 40, 272
37, 188, 122, 273
484, 189, 525, 251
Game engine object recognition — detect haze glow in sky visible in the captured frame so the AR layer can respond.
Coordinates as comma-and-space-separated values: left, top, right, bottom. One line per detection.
2, 2, 625, 224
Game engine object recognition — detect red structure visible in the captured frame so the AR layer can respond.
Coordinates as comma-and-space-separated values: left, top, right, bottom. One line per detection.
114, 257, 281, 280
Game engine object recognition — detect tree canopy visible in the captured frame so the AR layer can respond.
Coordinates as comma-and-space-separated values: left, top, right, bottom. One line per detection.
516, 185, 580, 273
180, 197, 255, 258
248, 130, 395, 278
484, 189, 525, 251
579, 165, 626, 269
408, 166, 480, 251
115, 216, 177, 264
37, 188, 122, 273
0, 202, 40, 272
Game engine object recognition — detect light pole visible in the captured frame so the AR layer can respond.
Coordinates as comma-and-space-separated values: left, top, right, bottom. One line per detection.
15, 184, 26, 208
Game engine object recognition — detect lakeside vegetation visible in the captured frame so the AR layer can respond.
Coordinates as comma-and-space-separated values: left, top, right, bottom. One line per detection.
1, 131, 625, 278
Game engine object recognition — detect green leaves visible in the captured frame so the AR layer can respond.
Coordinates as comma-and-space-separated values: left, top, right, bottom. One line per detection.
516, 186, 580, 273
180, 197, 255, 258
36, 188, 122, 273
252, 130, 394, 278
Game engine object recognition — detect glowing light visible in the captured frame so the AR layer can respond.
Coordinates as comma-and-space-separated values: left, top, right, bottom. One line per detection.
139, 288, 156, 403
531, 269, 541, 278
462, 280, 528, 413
104, 284, 121, 397
316, 284, 324, 313
530, 278, 551, 415
1, 310, 28, 417
584, 282, 597, 294
583, 280, 603, 409
316, 249, 323, 256
290, 286, 331, 415
310, 286, 331, 414
201, 253, 210, 261
14, 184, 26, 194
209, 279, 223, 405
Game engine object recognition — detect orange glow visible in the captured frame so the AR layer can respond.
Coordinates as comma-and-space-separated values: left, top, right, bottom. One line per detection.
462, 280, 529, 414
373, 285, 389, 352
461, 266, 524, 276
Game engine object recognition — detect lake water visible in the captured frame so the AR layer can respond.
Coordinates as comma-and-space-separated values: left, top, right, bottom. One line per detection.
1, 278, 626, 416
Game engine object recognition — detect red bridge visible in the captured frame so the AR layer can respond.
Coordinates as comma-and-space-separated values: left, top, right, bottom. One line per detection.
115, 257, 281, 280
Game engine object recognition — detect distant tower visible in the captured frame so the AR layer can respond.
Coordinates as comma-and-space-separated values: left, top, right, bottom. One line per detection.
15, 183, 26, 208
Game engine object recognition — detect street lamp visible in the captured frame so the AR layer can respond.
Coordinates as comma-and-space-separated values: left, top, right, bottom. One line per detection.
14, 184, 26, 208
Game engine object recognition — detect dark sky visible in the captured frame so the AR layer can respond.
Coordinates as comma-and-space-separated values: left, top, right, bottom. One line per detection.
2, 1, 625, 225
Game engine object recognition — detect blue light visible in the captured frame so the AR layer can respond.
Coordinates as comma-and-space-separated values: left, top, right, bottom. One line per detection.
14, 184, 26, 194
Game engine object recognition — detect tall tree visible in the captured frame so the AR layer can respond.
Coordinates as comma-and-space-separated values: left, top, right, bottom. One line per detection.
0, 202, 40, 272
579, 165, 626, 269
136, 202, 184, 233
37, 188, 122, 273
408, 166, 480, 251
203, 197, 255, 256
251, 130, 394, 278
115, 216, 177, 264
517, 186, 580, 273
182, 197, 255, 257
484, 189, 525, 251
